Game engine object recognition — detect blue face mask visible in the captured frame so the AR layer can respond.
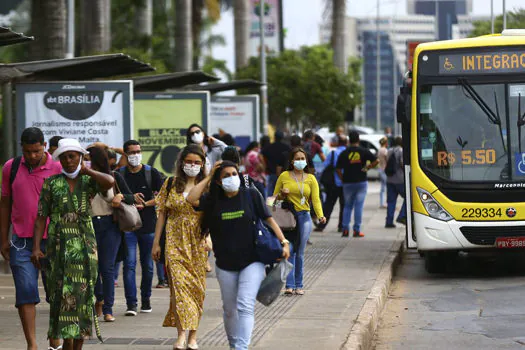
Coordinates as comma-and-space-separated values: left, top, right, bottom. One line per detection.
293, 160, 307, 170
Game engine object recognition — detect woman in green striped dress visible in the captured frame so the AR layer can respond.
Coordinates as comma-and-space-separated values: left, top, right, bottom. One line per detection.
31, 139, 115, 350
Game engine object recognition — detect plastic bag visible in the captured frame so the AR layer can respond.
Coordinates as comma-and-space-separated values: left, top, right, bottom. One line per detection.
256, 260, 294, 306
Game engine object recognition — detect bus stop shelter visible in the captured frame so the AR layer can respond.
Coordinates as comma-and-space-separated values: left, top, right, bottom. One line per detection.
0, 26, 33, 47
133, 71, 219, 91
182, 79, 263, 94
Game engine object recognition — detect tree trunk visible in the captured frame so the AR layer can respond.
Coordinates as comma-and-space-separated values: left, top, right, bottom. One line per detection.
192, 0, 203, 70
175, 0, 192, 71
234, 0, 249, 70
332, 0, 346, 71
81, 0, 111, 55
136, 0, 153, 40
30, 0, 66, 60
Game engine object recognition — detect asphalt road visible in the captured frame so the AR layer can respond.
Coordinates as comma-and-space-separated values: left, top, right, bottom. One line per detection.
374, 249, 525, 350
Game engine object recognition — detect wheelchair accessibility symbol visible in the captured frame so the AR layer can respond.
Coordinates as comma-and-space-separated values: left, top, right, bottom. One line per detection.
515, 153, 525, 176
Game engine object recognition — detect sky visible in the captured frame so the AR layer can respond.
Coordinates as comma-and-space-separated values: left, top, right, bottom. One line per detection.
212, 0, 525, 73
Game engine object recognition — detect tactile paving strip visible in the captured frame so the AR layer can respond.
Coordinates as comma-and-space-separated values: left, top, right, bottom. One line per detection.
84, 242, 346, 347
199, 242, 346, 347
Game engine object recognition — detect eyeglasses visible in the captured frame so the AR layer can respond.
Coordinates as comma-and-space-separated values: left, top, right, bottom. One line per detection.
184, 160, 203, 166
189, 130, 201, 136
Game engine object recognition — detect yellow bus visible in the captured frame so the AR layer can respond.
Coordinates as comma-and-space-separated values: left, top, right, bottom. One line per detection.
397, 30, 525, 273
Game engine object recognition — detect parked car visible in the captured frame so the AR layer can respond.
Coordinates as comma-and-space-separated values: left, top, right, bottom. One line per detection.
359, 134, 384, 179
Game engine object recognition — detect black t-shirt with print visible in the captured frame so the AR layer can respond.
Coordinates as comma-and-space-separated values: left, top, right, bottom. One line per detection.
336, 146, 377, 183
120, 165, 164, 234
197, 186, 271, 271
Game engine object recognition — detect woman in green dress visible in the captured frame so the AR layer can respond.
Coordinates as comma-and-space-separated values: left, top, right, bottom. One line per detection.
31, 139, 115, 350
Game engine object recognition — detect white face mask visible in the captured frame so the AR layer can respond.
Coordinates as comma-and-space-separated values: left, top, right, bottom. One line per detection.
191, 131, 204, 144
62, 157, 82, 179
183, 164, 201, 177
221, 175, 241, 193
127, 154, 142, 167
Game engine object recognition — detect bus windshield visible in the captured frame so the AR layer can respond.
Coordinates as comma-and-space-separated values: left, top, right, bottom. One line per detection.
418, 81, 525, 182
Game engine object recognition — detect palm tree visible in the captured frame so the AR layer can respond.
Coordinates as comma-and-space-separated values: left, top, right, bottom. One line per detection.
331, 0, 346, 71
136, 0, 153, 50
29, 0, 66, 60
233, 0, 249, 70
81, 0, 111, 55
176, 0, 192, 71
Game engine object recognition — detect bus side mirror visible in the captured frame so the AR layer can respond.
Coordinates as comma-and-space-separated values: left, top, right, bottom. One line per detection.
396, 86, 411, 124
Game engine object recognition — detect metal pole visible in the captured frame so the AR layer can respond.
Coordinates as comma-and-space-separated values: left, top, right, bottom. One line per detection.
260, 0, 269, 136
376, 0, 381, 132
66, 0, 75, 58
3, 83, 14, 160
435, 0, 439, 40
503, 0, 507, 30
491, 0, 494, 34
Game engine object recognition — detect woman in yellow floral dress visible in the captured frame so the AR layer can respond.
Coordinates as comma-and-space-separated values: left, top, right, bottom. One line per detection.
152, 144, 208, 350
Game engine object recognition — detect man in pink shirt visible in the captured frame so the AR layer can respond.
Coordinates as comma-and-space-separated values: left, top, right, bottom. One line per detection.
0, 127, 62, 350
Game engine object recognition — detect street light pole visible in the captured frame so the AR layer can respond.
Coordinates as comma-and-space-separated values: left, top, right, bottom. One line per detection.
491, 0, 494, 34
376, 0, 381, 132
503, 0, 507, 30
260, 0, 269, 137
66, 0, 75, 58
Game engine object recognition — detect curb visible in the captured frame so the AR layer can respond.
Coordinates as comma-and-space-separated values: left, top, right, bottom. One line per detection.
340, 236, 405, 350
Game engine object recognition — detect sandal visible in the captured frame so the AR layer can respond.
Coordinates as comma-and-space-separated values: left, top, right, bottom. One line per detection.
295, 289, 305, 295
48, 346, 63, 350
284, 288, 294, 295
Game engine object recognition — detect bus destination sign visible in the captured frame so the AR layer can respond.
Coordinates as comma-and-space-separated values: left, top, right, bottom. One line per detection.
439, 51, 525, 75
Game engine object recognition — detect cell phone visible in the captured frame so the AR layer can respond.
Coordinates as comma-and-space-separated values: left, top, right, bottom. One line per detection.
39, 256, 50, 270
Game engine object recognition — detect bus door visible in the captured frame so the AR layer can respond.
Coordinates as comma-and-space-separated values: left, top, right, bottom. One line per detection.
397, 83, 417, 249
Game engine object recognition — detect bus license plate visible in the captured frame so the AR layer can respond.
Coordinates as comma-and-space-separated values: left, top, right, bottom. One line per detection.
495, 237, 525, 248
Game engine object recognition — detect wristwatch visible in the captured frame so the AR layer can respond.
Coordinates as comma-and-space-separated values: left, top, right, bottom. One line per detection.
280, 239, 290, 246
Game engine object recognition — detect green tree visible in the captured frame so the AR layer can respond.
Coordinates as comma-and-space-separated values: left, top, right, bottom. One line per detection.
469, 9, 525, 37
236, 45, 362, 129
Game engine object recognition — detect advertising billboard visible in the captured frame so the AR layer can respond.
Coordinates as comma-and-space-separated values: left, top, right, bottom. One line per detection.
16, 81, 133, 152
134, 92, 209, 176
209, 95, 259, 150
249, 0, 282, 58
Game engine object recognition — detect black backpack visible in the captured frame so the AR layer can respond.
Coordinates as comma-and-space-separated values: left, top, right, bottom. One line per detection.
385, 149, 399, 177
320, 151, 336, 189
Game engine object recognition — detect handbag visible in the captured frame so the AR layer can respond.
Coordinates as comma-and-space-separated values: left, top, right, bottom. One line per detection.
160, 177, 175, 264
256, 260, 293, 306
266, 196, 296, 231
243, 188, 283, 265
113, 175, 142, 232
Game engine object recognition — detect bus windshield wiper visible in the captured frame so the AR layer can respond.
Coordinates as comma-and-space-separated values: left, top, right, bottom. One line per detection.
458, 78, 506, 152
517, 93, 525, 153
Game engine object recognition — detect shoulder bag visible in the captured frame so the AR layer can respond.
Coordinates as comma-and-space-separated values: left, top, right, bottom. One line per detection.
266, 196, 296, 231
113, 174, 142, 232
243, 188, 283, 265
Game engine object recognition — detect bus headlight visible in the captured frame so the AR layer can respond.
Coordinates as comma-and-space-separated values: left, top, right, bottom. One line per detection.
416, 187, 453, 222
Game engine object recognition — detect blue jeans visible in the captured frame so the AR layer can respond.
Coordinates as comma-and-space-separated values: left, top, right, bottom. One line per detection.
379, 169, 387, 207
9, 234, 47, 307
93, 215, 121, 315
215, 262, 266, 350
342, 182, 368, 233
267, 174, 278, 197
123, 231, 154, 307
286, 211, 312, 289
386, 183, 407, 225
156, 261, 166, 283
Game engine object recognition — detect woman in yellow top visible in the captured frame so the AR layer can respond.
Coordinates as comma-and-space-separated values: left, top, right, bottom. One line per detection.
274, 147, 326, 295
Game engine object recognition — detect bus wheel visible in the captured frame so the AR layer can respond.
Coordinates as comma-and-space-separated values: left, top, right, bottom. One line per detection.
424, 252, 446, 274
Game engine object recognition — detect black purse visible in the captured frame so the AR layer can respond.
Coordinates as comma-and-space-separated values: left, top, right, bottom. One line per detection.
160, 177, 175, 264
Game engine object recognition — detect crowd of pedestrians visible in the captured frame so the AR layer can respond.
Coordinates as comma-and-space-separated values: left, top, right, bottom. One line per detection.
0, 124, 405, 350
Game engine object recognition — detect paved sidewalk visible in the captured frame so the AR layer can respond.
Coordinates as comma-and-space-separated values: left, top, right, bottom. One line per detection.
0, 182, 404, 349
